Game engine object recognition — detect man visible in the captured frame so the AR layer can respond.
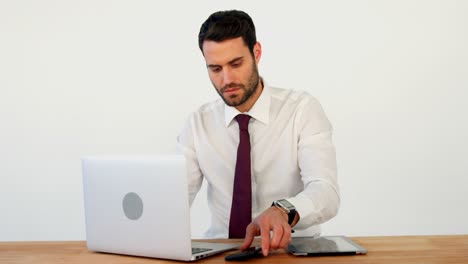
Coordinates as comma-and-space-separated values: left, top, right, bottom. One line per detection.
177, 10, 340, 256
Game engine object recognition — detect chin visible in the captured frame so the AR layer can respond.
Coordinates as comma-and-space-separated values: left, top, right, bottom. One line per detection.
223, 96, 241, 106
225, 101, 240, 107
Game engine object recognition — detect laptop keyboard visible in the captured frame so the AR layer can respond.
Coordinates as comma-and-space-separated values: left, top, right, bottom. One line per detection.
192, 247, 211, 254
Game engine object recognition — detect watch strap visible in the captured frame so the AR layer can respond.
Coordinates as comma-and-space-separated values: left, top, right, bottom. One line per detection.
271, 201, 296, 225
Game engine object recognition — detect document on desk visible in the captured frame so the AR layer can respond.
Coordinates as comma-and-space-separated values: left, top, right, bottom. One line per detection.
288, 236, 368, 256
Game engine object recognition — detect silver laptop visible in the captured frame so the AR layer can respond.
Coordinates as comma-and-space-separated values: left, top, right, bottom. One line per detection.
82, 155, 239, 261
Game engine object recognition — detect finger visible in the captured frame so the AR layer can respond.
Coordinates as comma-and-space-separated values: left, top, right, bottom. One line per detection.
270, 224, 284, 250
240, 224, 257, 251
279, 224, 292, 249
260, 224, 271, 256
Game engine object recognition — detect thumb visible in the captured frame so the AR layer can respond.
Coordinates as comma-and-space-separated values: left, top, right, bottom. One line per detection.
240, 224, 257, 251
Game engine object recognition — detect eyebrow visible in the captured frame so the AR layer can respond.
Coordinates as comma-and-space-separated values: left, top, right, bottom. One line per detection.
207, 56, 244, 68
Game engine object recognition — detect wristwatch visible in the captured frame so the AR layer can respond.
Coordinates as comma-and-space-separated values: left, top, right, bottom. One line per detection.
272, 199, 296, 225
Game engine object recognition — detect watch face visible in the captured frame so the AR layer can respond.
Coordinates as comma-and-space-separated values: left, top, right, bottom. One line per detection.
279, 199, 294, 209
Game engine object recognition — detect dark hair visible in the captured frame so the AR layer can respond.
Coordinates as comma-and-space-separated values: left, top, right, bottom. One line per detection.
198, 10, 257, 54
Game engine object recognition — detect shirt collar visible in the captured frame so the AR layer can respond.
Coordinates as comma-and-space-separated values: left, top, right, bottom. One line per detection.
224, 81, 271, 127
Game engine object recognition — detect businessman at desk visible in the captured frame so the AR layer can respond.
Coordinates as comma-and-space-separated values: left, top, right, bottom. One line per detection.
177, 10, 340, 257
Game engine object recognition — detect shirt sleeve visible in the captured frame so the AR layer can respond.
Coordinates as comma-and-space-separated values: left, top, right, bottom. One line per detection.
286, 95, 340, 230
176, 113, 204, 207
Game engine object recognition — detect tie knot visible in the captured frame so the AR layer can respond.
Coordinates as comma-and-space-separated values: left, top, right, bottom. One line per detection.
235, 114, 251, 131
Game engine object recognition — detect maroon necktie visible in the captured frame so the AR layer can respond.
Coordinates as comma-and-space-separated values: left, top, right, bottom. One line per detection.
228, 114, 252, 238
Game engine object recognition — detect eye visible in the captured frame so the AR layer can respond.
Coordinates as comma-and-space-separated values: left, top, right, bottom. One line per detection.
210, 67, 221, 73
231, 61, 242, 68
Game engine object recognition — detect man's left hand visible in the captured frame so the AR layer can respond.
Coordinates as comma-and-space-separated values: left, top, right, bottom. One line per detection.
240, 206, 295, 256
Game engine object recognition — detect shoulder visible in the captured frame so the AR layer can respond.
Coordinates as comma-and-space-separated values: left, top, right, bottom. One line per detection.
184, 98, 224, 124
268, 85, 322, 110
178, 98, 224, 142
267, 85, 330, 130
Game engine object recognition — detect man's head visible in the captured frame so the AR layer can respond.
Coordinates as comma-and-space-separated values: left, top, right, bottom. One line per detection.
198, 10, 257, 56
198, 10, 262, 112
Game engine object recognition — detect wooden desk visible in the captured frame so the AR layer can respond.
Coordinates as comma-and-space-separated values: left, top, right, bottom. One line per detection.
1, 235, 467, 263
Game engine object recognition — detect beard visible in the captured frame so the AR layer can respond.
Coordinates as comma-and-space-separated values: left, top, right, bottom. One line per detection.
213, 61, 260, 107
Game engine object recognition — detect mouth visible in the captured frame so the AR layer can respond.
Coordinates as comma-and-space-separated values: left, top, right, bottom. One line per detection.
223, 87, 240, 95
223, 88, 239, 93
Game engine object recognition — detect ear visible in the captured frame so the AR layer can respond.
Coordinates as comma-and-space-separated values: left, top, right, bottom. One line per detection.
253, 42, 262, 63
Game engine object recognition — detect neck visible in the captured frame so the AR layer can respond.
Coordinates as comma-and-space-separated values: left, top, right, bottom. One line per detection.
235, 79, 263, 113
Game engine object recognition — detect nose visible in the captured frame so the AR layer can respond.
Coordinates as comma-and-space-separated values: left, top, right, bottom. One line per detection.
222, 67, 234, 85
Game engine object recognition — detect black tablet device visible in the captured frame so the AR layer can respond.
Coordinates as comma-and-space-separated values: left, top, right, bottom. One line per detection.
225, 247, 263, 261
288, 236, 368, 256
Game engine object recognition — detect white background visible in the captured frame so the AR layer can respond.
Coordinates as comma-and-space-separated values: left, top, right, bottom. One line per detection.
1, 0, 467, 241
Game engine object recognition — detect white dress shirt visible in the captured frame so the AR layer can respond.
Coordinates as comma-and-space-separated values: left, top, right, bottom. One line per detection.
177, 84, 340, 238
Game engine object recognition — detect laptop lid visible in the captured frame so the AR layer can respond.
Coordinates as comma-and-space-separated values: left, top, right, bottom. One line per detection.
82, 155, 237, 261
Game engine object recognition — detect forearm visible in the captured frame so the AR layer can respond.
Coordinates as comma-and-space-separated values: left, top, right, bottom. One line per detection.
288, 180, 340, 229
291, 127, 340, 229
